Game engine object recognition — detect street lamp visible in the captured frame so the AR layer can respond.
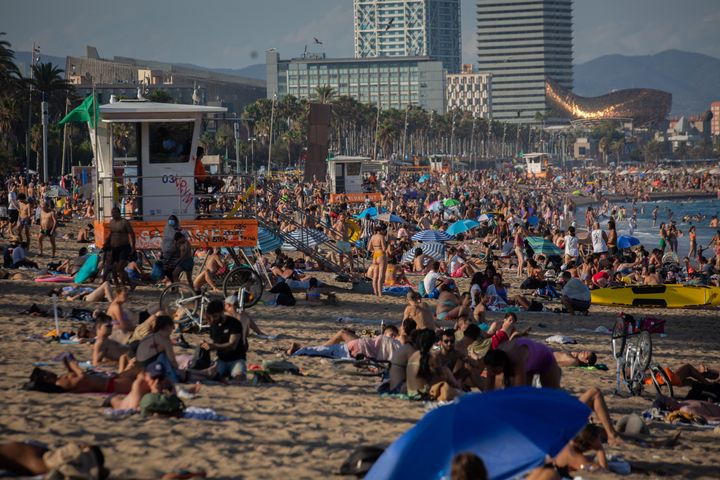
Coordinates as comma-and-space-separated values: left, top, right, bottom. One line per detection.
248, 136, 256, 175
267, 93, 277, 175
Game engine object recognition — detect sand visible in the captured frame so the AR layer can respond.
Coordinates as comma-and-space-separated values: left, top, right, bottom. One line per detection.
1, 229, 720, 479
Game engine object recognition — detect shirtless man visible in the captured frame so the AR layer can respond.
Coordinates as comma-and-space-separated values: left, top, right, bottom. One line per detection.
332, 212, 350, 271
402, 291, 436, 330
554, 350, 597, 367
38, 201, 57, 257
103, 206, 135, 284
16, 194, 32, 246
193, 248, 225, 291
412, 248, 431, 273
642, 265, 663, 285
46, 356, 136, 394
92, 316, 129, 366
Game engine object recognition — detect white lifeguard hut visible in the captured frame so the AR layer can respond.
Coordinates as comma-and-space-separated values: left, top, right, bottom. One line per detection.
523, 152, 551, 178
327, 155, 369, 195
91, 100, 226, 221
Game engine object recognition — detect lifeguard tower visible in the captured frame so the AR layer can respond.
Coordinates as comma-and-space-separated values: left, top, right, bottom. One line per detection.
523, 153, 551, 179
88, 99, 258, 250
327, 155, 382, 203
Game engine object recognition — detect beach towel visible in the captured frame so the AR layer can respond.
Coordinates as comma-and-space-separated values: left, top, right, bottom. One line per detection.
572, 364, 609, 371
545, 335, 577, 344
382, 286, 412, 297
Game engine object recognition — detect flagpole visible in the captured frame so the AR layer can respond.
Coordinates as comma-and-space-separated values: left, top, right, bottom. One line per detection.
92, 84, 100, 221
60, 93, 69, 178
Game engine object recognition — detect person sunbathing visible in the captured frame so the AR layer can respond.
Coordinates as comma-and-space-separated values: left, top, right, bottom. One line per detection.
387, 319, 418, 393
28, 357, 136, 394
484, 338, 562, 389
108, 364, 173, 410
0, 442, 109, 479
554, 350, 598, 368
92, 314, 128, 366
287, 324, 400, 361
527, 424, 608, 479
654, 394, 720, 422
653, 363, 720, 387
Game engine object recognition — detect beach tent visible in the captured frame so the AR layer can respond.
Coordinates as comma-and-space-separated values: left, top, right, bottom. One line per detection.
401, 242, 445, 262
446, 219, 480, 236
412, 230, 453, 242
526, 236, 562, 256
443, 198, 461, 207
365, 388, 590, 480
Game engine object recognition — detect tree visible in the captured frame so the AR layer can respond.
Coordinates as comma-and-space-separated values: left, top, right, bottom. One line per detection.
642, 140, 664, 162
0, 32, 20, 89
313, 85, 336, 104
0, 94, 20, 156
611, 138, 625, 163
147, 89, 174, 103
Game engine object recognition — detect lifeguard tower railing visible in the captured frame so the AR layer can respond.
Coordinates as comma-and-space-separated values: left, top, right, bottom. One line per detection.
94, 172, 367, 280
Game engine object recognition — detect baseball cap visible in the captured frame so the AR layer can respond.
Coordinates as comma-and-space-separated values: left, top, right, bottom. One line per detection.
225, 295, 239, 305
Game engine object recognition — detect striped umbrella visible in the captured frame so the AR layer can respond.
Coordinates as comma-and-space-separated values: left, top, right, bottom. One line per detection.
412, 230, 453, 242
257, 228, 283, 253
401, 242, 446, 263
526, 236, 562, 256
282, 228, 328, 251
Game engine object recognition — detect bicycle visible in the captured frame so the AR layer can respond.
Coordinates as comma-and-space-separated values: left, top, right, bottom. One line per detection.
159, 283, 215, 332
611, 313, 669, 397
222, 265, 264, 307
331, 357, 391, 377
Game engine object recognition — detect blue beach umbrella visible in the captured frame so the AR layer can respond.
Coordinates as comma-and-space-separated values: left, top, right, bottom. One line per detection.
617, 235, 641, 249
257, 228, 283, 253
526, 236, 562, 256
527, 215, 540, 227
412, 230, 453, 242
375, 212, 407, 224
366, 387, 591, 480
418, 174, 430, 183
401, 242, 445, 262
447, 219, 480, 236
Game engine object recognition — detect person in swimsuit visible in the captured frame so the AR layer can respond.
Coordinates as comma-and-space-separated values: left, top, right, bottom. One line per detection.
402, 291, 436, 330
436, 281, 470, 322
103, 206, 135, 285
368, 225, 387, 297
484, 338, 562, 389
38, 200, 57, 257
193, 247, 225, 291
106, 286, 134, 343
527, 424, 608, 479
0, 442, 109, 479
387, 319, 418, 393
406, 329, 462, 398
28, 356, 135, 394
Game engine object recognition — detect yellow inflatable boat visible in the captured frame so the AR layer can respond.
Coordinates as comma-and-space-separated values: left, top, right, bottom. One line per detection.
591, 285, 720, 308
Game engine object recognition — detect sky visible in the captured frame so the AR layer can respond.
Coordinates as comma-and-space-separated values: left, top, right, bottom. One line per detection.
4, 0, 720, 69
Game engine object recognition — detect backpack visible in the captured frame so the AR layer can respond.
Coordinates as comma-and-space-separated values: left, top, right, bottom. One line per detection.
139, 393, 185, 417
339, 446, 384, 477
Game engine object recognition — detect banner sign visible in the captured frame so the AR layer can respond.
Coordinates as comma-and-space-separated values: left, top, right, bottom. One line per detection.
94, 219, 258, 250
329, 193, 383, 204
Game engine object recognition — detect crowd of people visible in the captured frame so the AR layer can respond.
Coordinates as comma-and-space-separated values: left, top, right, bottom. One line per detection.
2, 164, 720, 479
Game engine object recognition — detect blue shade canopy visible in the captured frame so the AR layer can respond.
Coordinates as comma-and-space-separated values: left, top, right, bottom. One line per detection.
401, 242, 445, 263
366, 387, 591, 480
355, 207, 380, 219
412, 230, 453, 242
617, 235, 641, 249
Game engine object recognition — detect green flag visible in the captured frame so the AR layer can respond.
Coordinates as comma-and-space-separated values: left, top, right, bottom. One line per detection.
58, 94, 98, 128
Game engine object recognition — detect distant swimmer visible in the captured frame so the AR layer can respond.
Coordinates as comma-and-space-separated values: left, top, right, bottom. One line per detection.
710, 215, 719, 228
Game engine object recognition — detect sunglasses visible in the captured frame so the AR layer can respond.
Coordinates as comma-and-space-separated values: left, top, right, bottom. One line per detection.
442, 339, 455, 344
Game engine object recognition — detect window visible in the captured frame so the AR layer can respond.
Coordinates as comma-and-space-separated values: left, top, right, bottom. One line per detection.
149, 122, 194, 164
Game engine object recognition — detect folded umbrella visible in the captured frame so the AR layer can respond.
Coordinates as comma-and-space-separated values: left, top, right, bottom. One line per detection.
366, 387, 590, 480
616, 235, 640, 249
412, 230, 453, 242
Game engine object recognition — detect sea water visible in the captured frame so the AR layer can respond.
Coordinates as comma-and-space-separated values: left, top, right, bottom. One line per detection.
576, 198, 720, 258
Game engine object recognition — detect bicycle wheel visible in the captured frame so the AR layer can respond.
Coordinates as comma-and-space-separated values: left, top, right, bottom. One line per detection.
222, 267, 264, 307
611, 319, 627, 359
650, 365, 674, 399
332, 359, 386, 377
637, 331, 653, 371
160, 282, 199, 318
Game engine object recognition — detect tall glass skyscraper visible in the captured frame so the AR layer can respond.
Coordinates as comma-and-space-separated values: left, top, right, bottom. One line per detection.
354, 0, 461, 73
476, 0, 573, 123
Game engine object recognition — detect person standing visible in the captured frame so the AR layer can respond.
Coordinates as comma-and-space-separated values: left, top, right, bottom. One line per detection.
590, 221, 608, 256
688, 226, 697, 261
103, 206, 136, 285
564, 226, 580, 264
38, 200, 57, 257
368, 225, 387, 297
7, 183, 19, 238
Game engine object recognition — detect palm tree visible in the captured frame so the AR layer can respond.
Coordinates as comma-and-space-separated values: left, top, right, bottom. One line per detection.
611, 138, 625, 163
598, 137, 610, 164
0, 33, 20, 89
30, 62, 73, 115
313, 85, 336, 104
0, 94, 20, 154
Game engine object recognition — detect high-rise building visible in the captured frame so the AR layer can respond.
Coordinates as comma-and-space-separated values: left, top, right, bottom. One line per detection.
354, 0, 461, 73
711, 101, 720, 136
477, 0, 573, 123
266, 50, 446, 112
446, 64, 492, 118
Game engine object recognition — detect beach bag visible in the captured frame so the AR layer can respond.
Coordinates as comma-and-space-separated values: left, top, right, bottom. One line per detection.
262, 359, 301, 375
339, 446, 384, 477
43, 443, 102, 480
188, 345, 212, 370
151, 261, 164, 281
139, 393, 185, 417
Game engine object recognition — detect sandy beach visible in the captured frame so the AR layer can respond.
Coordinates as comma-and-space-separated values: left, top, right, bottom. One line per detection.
1, 229, 720, 479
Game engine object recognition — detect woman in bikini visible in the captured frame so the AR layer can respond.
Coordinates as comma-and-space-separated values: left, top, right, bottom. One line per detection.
436, 282, 470, 323
106, 286, 134, 343
368, 226, 387, 297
